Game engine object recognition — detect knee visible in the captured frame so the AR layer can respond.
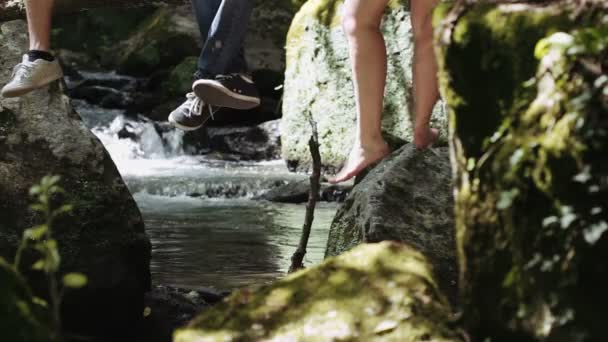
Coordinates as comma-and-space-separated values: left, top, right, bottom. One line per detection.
342, 12, 379, 39
411, 12, 434, 45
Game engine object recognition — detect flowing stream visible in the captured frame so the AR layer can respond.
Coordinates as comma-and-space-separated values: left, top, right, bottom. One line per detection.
73, 87, 337, 291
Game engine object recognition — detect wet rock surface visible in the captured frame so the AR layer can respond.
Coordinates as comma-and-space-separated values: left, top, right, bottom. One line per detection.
259, 179, 352, 204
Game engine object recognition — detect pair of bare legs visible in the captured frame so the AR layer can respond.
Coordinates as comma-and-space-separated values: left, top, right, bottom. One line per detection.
329, 0, 441, 184
25, 0, 54, 52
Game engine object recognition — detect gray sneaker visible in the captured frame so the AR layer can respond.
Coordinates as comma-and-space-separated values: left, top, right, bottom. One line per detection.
168, 92, 216, 131
1, 54, 63, 98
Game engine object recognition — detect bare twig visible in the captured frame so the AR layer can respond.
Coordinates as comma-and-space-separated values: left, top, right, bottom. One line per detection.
288, 116, 322, 273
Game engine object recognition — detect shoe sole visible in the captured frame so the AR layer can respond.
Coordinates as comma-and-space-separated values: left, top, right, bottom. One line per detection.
168, 113, 206, 132
193, 79, 261, 110
1, 73, 64, 98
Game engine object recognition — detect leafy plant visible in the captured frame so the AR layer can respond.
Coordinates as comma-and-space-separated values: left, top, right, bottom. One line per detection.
13, 175, 88, 340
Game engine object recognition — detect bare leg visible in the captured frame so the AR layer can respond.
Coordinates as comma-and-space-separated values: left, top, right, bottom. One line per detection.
329, 0, 391, 184
25, 0, 54, 52
411, 0, 440, 150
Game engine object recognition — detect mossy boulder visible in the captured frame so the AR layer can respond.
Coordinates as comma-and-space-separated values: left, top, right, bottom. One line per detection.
113, 5, 201, 76
281, 0, 447, 170
435, 2, 608, 340
174, 242, 461, 342
52, 6, 157, 67
0, 258, 53, 342
0, 21, 150, 339
326, 144, 457, 304
162, 56, 199, 98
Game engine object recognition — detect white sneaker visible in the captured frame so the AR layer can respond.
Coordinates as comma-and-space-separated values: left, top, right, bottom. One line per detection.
1, 54, 64, 98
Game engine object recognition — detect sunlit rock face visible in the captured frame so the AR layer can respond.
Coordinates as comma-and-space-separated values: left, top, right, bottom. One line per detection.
325, 144, 457, 305
435, 2, 608, 340
281, 0, 447, 171
0, 21, 150, 339
174, 242, 461, 342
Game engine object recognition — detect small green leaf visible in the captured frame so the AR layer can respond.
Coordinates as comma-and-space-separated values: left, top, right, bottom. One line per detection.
32, 260, 46, 271
29, 185, 42, 196
584, 221, 608, 245
24, 225, 48, 240
63, 273, 88, 289
497, 189, 520, 210
30, 204, 46, 213
32, 297, 48, 308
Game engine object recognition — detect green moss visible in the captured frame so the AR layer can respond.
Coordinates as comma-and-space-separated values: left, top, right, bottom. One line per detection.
175, 242, 460, 342
436, 2, 608, 340
114, 7, 200, 76
161, 56, 198, 98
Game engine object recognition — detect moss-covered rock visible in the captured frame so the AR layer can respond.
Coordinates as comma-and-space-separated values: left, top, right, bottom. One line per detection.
435, 2, 608, 340
113, 5, 200, 76
281, 0, 447, 170
0, 258, 53, 342
174, 242, 461, 342
52, 6, 157, 66
162, 56, 199, 98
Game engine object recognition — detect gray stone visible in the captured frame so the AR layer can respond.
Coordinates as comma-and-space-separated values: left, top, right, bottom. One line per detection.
207, 119, 281, 160
325, 144, 457, 303
0, 21, 150, 338
259, 179, 351, 203
281, 0, 447, 170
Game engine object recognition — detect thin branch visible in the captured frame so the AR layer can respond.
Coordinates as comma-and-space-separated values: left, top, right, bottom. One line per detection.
289, 115, 322, 273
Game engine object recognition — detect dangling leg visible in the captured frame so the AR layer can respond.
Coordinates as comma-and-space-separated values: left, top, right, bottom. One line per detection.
329, 0, 391, 184
26, 0, 54, 52
411, 0, 440, 150
1, 0, 63, 98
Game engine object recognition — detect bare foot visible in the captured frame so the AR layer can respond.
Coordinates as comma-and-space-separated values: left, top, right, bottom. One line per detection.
329, 141, 390, 184
414, 126, 439, 150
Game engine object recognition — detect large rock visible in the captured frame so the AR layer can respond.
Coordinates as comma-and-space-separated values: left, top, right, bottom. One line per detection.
326, 144, 457, 303
436, 2, 608, 340
281, 0, 447, 170
113, 5, 201, 76
0, 258, 52, 342
174, 242, 462, 342
0, 21, 151, 338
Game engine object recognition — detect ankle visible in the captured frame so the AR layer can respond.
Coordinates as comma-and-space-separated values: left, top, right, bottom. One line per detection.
27, 50, 55, 62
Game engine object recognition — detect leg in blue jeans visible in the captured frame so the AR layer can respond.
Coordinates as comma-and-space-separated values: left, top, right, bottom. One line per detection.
191, 0, 254, 80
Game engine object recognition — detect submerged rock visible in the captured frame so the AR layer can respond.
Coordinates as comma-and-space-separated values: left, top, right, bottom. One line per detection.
174, 242, 461, 342
259, 179, 352, 203
281, 0, 447, 170
326, 144, 457, 303
0, 21, 150, 339
436, 2, 608, 340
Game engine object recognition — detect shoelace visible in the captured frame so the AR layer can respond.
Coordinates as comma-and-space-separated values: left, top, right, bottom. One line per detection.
186, 92, 204, 117
11, 62, 34, 80
185, 93, 221, 120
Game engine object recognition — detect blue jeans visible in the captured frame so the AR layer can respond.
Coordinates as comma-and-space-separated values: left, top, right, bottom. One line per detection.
192, 0, 254, 80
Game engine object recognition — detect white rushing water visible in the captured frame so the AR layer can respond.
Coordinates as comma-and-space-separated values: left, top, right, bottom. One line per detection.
73, 97, 336, 290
